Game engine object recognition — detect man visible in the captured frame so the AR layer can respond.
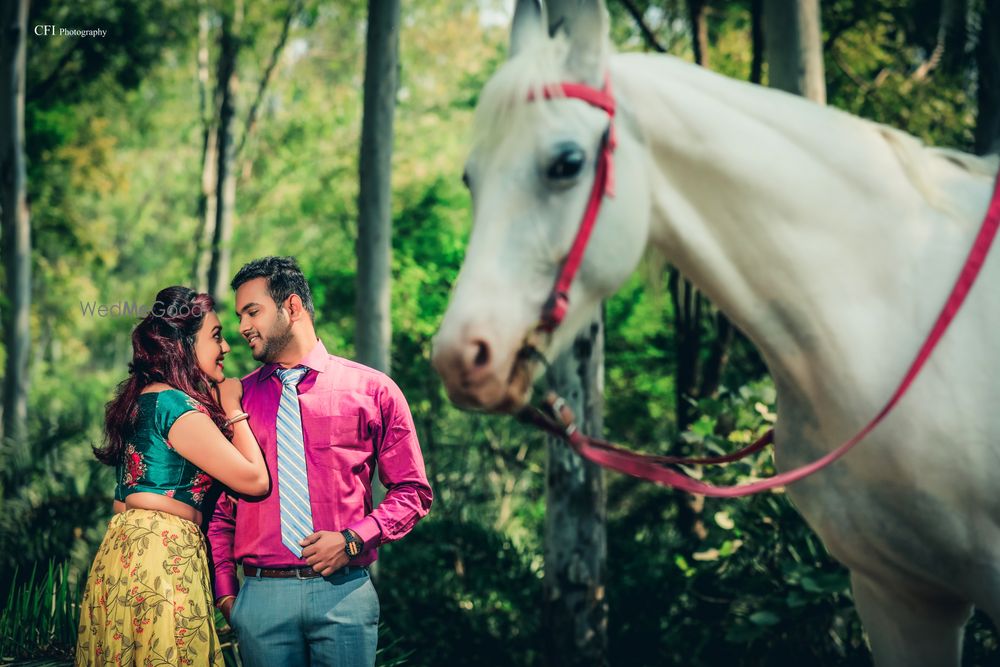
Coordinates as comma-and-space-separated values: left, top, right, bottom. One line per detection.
207, 256, 433, 667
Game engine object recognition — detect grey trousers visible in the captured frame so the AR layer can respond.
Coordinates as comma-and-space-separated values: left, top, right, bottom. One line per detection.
230, 566, 379, 667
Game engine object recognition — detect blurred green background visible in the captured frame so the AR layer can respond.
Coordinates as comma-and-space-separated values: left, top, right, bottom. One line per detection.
1, 0, 997, 665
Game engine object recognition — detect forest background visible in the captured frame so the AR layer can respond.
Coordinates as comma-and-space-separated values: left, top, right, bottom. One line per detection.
0, 0, 998, 665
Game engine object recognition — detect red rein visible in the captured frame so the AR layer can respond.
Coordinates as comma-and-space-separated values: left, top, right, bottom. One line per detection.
521, 76, 1000, 497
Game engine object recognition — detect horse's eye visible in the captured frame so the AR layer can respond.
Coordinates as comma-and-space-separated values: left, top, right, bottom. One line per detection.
462, 169, 471, 189
546, 147, 586, 181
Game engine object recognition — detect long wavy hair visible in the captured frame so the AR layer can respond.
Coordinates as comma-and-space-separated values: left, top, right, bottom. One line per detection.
94, 286, 233, 465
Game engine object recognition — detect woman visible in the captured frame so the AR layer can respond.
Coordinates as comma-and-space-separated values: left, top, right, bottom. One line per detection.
75, 286, 269, 666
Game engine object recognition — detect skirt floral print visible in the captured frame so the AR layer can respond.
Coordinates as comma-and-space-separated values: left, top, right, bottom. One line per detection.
75, 509, 223, 666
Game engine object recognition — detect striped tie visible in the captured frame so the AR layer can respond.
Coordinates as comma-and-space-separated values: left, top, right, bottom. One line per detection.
275, 366, 313, 558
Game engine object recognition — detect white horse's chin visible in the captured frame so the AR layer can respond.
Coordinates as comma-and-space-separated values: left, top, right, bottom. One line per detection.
440, 355, 537, 414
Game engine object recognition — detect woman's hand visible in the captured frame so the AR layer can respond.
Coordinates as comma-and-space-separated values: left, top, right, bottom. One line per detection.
219, 596, 236, 623
217, 377, 244, 414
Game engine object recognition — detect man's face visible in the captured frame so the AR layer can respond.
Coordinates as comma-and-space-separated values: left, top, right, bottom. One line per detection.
235, 277, 294, 363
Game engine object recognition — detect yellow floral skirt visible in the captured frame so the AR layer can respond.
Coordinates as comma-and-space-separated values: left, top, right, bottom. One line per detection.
75, 509, 223, 666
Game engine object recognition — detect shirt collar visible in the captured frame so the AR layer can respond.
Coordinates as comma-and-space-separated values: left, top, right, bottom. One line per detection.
257, 338, 330, 383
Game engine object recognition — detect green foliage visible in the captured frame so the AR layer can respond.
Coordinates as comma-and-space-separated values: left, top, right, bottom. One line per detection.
376, 519, 542, 667
606, 490, 869, 666
0, 561, 244, 665
599, 378, 872, 667
823, 0, 978, 150
27, 0, 198, 106
3, 0, 997, 664
0, 561, 81, 662
0, 382, 111, 601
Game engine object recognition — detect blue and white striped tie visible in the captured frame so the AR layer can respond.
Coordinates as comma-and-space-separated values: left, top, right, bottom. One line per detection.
275, 366, 313, 558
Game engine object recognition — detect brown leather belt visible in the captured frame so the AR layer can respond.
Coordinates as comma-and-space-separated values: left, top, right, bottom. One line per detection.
243, 564, 323, 579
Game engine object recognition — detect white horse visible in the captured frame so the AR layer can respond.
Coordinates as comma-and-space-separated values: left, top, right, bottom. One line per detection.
430, 1, 1000, 664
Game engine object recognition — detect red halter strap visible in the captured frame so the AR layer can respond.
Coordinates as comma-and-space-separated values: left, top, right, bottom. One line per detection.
521, 169, 1000, 497
532, 78, 617, 332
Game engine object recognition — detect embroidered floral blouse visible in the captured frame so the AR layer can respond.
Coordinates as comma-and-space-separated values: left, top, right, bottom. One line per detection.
114, 389, 216, 511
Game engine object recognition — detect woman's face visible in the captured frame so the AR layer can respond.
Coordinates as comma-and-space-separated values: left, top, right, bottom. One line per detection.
194, 310, 231, 384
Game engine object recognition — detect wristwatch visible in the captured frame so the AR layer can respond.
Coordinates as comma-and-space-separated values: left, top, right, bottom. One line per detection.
341, 529, 363, 559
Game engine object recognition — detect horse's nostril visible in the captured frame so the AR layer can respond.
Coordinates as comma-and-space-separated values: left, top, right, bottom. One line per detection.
472, 339, 491, 368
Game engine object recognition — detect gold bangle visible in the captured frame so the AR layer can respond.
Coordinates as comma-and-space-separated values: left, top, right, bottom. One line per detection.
224, 412, 249, 427
215, 595, 236, 609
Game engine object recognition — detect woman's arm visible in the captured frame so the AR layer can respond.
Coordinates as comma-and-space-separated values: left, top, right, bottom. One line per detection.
168, 380, 269, 495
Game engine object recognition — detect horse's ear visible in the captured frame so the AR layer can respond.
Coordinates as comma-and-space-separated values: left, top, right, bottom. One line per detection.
543, 0, 572, 36
510, 0, 547, 59
548, 0, 609, 86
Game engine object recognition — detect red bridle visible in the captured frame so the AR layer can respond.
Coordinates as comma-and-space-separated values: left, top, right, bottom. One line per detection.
533, 78, 617, 332
521, 75, 1000, 497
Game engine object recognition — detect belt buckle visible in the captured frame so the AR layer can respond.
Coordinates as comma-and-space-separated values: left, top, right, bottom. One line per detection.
295, 566, 312, 580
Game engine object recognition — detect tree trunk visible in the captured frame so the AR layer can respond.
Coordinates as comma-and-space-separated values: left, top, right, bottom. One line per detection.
207, 0, 242, 304
698, 311, 733, 398
355, 0, 399, 375
543, 314, 608, 667
689, 0, 709, 67
194, 124, 219, 292
750, 0, 764, 84
670, 271, 701, 435
0, 0, 31, 446
237, 0, 298, 178
198, 1, 295, 293
669, 270, 710, 541
940, 0, 969, 74
763, 0, 826, 104
356, 0, 400, 583
975, 0, 1000, 155
192, 6, 218, 292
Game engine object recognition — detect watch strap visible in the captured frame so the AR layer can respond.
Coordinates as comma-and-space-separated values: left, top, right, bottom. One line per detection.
341, 529, 363, 559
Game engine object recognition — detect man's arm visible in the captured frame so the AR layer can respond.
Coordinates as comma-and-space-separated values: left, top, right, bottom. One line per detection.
345, 377, 433, 552
206, 492, 239, 610
300, 377, 433, 575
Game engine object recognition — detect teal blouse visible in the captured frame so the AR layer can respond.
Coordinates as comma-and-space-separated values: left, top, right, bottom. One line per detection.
114, 389, 216, 511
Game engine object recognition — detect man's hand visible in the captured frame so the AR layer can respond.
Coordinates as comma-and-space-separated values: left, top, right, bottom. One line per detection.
218, 596, 236, 623
300, 531, 350, 576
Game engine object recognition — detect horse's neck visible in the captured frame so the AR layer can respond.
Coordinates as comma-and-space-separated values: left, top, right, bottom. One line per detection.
610, 52, 989, 420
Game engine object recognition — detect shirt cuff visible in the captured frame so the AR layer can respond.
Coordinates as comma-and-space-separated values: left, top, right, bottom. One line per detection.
346, 515, 382, 552
214, 575, 240, 602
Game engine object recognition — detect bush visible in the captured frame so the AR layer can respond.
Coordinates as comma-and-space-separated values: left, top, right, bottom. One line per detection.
376, 518, 542, 667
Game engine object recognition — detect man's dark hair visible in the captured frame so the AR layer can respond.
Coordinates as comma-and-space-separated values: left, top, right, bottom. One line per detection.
231, 256, 316, 319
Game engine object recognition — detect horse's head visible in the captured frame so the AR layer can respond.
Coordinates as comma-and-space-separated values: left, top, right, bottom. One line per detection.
432, 0, 652, 413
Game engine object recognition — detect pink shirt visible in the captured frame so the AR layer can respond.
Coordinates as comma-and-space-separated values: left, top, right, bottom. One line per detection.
207, 339, 433, 600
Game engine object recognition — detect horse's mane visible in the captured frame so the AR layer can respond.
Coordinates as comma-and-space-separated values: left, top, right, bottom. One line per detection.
871, 122, 999, 216
471, 34, 573, 159
928, 145, 999, 177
